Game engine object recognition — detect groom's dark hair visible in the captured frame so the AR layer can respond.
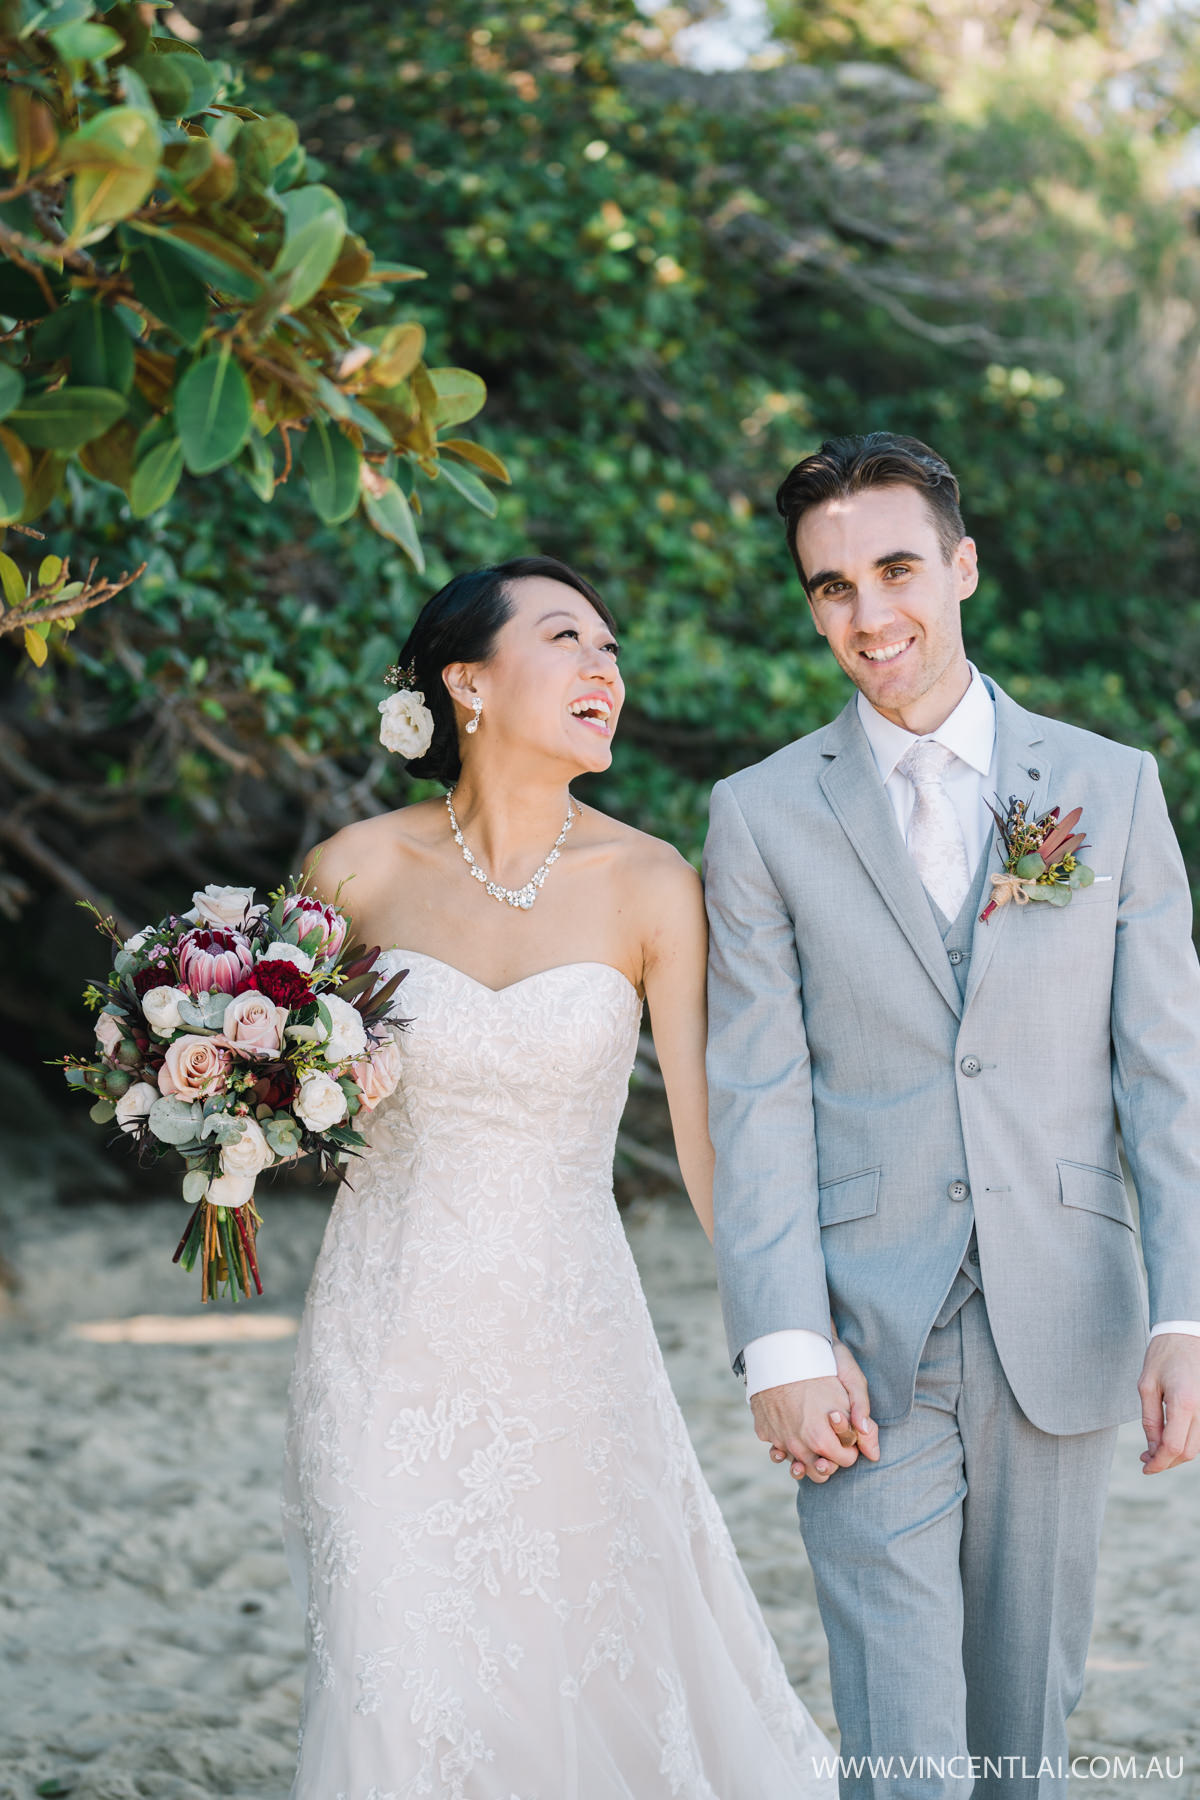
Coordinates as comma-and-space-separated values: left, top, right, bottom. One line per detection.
776, 433, 965, 592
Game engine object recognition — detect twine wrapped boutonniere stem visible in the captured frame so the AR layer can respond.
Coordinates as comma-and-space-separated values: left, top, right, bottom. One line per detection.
979, 795, 1095, 923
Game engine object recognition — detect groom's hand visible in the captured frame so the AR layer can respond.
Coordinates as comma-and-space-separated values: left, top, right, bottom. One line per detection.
752, 1378, 860, 1484
1138, 1333, 1200, 1473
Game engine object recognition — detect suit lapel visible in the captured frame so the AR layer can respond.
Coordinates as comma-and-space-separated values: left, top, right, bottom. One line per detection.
819, 699, 963, 1018
962, 682, 1049, 1011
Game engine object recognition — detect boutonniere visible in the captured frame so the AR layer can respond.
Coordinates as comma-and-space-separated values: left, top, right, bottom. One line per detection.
979, 795, 1097, 923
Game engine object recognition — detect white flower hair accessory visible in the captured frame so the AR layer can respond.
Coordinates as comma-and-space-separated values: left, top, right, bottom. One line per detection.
379, 661, 435, 759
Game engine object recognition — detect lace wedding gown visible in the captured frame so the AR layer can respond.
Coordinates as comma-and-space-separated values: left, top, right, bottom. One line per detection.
282, 950, 834, 1799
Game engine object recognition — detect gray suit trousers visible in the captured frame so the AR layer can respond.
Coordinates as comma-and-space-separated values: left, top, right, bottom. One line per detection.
796, 1289, 1117, 1800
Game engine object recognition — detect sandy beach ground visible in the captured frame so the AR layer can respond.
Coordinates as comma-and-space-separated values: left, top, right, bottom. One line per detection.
1, 1177, 1197, 1800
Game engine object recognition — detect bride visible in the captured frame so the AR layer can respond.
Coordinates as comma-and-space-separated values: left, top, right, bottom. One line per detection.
282, 554, 840, 1798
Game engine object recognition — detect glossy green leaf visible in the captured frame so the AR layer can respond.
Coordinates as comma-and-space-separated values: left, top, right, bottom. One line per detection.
274, 185, 347, 310
434, 454, 498, 517
69, 301, 135, 395
239, 432, 276, 503
59, 107, 161, 238
174, 348, 252, 475
8, 386, 127, 452
47, 21, 123, 62
301, 420, 361, 525
127, 49, 193, 120
0, 445, 23, 524
130, 435, 185, 517
0, 550, 25, 607
126, 221, 263, 302
129, 242, 208, 347
362, 476, 424, 571
426, 367, 487, 428
0, 365, 24, 421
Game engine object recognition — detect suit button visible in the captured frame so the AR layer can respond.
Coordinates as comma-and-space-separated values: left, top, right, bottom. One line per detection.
948, 949, 964, 966
959, 1055, 982, 1077
948, 1180, 970, 1202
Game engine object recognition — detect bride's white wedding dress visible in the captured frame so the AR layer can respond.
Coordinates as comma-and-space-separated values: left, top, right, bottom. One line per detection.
282, 949, 834, 1799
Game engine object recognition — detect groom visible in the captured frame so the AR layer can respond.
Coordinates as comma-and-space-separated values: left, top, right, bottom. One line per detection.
703, 433, 1200, 1797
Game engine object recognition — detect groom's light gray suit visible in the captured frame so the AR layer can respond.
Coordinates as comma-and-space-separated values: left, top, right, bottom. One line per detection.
704, 677, 1200, 1797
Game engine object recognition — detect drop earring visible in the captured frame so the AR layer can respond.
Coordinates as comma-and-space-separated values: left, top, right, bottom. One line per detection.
465, 694, 482, 735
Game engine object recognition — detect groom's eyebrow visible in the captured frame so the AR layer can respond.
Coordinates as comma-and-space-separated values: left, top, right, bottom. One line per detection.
808, 550, 927, 592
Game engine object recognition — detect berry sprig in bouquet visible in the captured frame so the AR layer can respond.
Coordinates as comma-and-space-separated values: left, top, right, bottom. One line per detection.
60, 883, 407, 1302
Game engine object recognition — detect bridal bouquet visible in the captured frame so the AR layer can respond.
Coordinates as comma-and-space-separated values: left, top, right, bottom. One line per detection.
59, 883, 407, 1302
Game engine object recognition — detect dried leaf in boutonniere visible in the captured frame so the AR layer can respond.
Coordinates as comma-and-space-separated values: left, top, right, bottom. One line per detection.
979, 795, 1096, 923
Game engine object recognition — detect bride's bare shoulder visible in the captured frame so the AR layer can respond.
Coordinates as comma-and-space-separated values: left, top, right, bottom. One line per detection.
577, 804, 699, 897
301, 800, 446, 903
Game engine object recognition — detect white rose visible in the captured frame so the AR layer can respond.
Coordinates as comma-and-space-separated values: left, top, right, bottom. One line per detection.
322, 993, 368, 1064
122, 927, 152, 954
190, 883, 258, 930
378, 690, 435, 759
94, 1010, 124, 1056
258, 940, 315, 973
218, 1115, 274, 1179
294, 1069, 348, 1133
141, 985, 189, 1037
115, 1081, 158, 1134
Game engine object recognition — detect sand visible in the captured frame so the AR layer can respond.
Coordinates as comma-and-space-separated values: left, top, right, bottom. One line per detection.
0, 1183, 1196, 1800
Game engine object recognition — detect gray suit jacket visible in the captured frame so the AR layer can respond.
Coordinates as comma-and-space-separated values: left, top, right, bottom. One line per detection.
703, 677, 1200, 1434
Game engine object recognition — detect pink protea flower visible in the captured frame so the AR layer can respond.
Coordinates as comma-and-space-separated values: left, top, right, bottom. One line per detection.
279, 894, 347, 963
177, 927, 255, 996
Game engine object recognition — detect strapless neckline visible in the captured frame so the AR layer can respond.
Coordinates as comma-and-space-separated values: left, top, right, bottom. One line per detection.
380, 946, 642, 1002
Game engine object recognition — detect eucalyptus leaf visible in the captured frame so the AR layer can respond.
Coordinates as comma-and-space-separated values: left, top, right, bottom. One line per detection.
182, 1169, 210, 1205
147, 1095, 204, 1146
1014, 853, 1045, 881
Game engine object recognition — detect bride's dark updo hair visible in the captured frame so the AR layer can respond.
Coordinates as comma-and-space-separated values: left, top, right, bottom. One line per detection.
398, 554, 618, 787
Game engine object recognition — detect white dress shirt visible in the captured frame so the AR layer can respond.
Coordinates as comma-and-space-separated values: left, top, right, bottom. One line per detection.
742, 667, 1199, 1402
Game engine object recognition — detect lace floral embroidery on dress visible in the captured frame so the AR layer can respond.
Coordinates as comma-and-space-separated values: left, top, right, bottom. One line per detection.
282, 951, 833, 1800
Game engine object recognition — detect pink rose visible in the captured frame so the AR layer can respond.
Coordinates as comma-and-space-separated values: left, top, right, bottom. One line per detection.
158, 1033, 232, 1099
218, 990, 288, 1059
94, 1011, 124, 1057
177, 927, 255, 996
348, 1035, 403, 1111
279, 894, 347, 964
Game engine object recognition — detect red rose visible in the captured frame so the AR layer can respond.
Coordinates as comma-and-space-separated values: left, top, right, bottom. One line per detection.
248, 960, 312, 1009
134, 962, 176, 997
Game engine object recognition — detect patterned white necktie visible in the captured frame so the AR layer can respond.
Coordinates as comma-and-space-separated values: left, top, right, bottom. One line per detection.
897, 738, 972, 921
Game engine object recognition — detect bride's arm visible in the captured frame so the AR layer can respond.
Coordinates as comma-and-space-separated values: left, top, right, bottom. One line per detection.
637, 846, 715, 1241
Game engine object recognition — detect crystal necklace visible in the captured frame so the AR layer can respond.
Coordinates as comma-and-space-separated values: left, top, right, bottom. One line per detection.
445, 789, 576, 910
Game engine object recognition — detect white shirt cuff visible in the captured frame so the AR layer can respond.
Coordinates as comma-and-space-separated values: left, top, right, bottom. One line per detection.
743, 1328, 838, 1401
1150, 1320, 1200, 1339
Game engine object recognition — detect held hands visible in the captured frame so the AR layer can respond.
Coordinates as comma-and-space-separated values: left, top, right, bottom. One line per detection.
754, 1338, 880, 1484
1138, 1332, 1200, 1474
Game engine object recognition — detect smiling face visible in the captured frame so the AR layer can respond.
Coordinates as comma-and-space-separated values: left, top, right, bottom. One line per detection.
444, 575, 624, 777
796, 483, 978, 730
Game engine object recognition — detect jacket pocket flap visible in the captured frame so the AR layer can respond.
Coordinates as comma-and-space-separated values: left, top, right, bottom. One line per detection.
1057, 1159, 1133, 1229
818, 1167, 880, 1226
